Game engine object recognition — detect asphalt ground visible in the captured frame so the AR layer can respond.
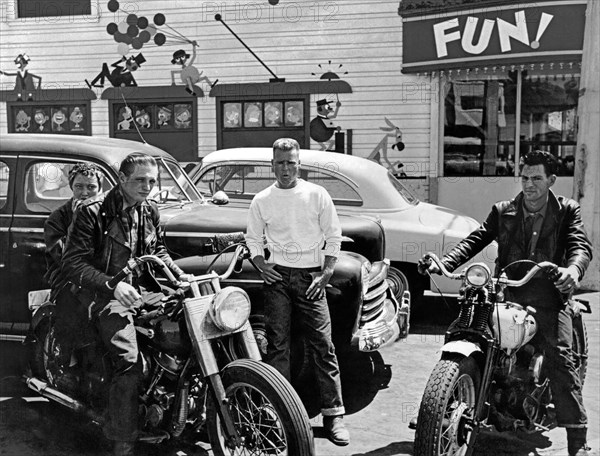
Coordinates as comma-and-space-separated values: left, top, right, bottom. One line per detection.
0, 292, 598, 456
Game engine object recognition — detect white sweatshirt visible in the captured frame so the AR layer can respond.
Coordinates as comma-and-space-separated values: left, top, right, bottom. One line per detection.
246, 179, 342, 269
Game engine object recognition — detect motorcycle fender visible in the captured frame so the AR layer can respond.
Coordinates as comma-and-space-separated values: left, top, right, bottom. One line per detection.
31, 302, 55, 333
440, 340, 482, 358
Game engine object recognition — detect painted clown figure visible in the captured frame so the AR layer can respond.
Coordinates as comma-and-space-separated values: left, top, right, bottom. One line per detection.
170, 42, 217, 96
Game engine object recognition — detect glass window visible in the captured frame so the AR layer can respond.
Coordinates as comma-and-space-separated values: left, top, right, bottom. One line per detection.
244, 102, 263, 128
519, 76, 579, 176
24, 161, 113, 213
0, 161, 9, 210
18, 0, 91, 18
174, 103, 193, 129
11, 104, 89, 135
264, 102, 283, 127
133, 105, 153, 130
198, 165, 272, 198
443, 77, 516, 177
156, 105, 174, 130
302, 169, 362, 206
223, 103, 242, 128
149, 159, 201, 203
285, 101, 304, 127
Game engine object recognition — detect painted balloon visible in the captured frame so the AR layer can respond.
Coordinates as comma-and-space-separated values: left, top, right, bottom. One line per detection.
137, 16, 148, 29
117, 21, 128, 34
139, 30, 151, 43
106, 22, 118, 35
127, 24, 139, 37
117, 43, 129, 55
126, 14, 138, 25
154, 33, 166, 46
153, 13, 166, 26
146, 24, 157, 36
132, 38, 143, 50
107, 0, 119, 13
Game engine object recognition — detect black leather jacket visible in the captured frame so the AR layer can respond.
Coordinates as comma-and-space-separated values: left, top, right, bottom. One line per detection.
44, 198, 74, 294
442, 190, 592, 280
62, 186, 183, 307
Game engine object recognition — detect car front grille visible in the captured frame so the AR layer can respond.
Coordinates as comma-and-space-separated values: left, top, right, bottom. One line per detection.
360, 262, 390, 324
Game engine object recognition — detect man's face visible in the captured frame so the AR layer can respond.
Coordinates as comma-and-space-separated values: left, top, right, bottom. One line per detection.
71, 174, 100, 201
272, 148, 300, 189
521, 164, 555, 205
119, 164, 158, 206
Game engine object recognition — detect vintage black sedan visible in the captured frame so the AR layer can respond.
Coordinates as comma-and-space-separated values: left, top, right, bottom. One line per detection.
0, 135, 405, 384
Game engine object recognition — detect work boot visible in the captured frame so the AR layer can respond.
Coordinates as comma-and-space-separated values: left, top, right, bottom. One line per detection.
323, 415, 350, 446
113, 440, 135, 456
567, 428, 590, 456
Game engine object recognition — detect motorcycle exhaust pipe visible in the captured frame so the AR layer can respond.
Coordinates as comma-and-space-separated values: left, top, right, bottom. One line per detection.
25, 377, 103, 423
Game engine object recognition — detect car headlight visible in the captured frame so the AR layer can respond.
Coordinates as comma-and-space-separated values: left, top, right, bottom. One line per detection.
361, 261, 372, 298
465, 263, 491, 288
209, 287, 251, 331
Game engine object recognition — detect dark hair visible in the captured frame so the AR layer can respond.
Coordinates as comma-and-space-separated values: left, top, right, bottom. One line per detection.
68, 163, 104, 189
119, 153, 157, 177
272, 138, 300, 154
521, 150, 558, 176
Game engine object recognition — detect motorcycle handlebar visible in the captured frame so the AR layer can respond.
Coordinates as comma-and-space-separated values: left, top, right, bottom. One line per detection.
421, 252, 558, 289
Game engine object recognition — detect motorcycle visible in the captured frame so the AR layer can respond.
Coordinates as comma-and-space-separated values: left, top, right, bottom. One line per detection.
413, 253, 590, 456
25, 234, 314, 456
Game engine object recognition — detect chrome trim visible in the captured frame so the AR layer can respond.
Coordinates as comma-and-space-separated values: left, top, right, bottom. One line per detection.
8, 227, 44, 233
364, 280, 389, 301
0, 334, 27, 342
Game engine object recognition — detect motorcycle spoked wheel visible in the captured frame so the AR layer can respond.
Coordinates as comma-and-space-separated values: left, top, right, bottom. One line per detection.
414, 355, 481, 456
206, 359, 314, 456
572, 314, 588, 386
31, 320, 63, 385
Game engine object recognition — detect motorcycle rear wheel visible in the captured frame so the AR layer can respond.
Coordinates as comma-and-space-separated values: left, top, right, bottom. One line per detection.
206, 358, 314, 456
414, 355, 481, 456
572, 313, 588, 385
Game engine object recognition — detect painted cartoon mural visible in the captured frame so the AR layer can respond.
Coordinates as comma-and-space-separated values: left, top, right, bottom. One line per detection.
309, 98, 342, 151
368, 117, 407, 177
86, 54, 146, 88
0, 53, 42, 100
171, 43, 217, 96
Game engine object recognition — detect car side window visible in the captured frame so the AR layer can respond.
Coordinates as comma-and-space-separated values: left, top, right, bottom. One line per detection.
199, 164, 273, 199
303, 169, 362, 206
24, 160, 113, 213
0, 161, 8, 210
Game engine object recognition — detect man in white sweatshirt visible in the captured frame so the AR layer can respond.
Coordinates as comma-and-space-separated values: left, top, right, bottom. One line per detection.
246, 137, 349, 446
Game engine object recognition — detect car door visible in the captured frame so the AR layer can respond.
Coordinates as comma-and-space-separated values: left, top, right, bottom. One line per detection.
0, 155, 17, 331
196, 162, 273, 203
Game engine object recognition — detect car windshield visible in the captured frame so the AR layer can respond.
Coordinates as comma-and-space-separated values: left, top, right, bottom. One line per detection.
387, 172, 419, 205
149, 158, 203, 204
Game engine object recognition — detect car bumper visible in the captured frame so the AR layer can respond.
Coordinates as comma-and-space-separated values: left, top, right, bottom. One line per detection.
353, 290, 410, 352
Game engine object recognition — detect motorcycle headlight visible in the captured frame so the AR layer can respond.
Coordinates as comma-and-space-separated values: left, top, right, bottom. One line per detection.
465, 263, 491, 288
209, 287, 251, 331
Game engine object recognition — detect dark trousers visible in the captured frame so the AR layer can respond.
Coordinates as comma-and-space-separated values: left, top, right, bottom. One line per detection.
508, 281, 587, 428
95, 290, 164, 442
263, 265, 345, 416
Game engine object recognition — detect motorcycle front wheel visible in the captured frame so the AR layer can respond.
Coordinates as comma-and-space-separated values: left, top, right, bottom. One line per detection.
206, 358, 314, 456
414, 355, 481, 456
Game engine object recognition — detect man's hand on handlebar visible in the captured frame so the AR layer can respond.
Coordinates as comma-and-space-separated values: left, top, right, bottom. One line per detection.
553, 265, 579, 293
418, 256, 441, 276
114, 282, 143, 308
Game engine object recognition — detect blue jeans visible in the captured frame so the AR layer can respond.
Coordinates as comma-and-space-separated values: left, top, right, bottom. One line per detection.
508, 280, 587, 428
263, 265, 345, 416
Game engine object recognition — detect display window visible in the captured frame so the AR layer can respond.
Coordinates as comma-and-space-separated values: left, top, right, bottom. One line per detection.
442, 69, 579, 177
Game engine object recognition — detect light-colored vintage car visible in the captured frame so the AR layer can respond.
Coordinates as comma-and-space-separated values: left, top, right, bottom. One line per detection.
189, 148, 498, 302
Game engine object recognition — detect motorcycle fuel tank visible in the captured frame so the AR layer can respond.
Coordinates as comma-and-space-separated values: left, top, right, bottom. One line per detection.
492, 302, 537, 351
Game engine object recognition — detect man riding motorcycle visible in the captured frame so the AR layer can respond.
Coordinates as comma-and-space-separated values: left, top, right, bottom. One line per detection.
419, 150, 593, 456
61, 153, 192, 456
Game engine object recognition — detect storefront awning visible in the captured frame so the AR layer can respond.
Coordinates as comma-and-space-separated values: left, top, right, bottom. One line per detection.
398, 0, 586, 73
209, 80, 352, 98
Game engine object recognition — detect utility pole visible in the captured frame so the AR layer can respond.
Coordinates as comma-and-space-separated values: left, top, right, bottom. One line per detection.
574, 0, 599, 290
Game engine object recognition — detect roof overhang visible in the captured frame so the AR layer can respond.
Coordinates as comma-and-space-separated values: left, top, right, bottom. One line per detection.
0, 88, 96, 103
101, 85, 204, 100
209, 80, 352, 98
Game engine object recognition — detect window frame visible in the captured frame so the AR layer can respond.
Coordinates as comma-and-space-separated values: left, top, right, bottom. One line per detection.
7, 0, 99, 23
